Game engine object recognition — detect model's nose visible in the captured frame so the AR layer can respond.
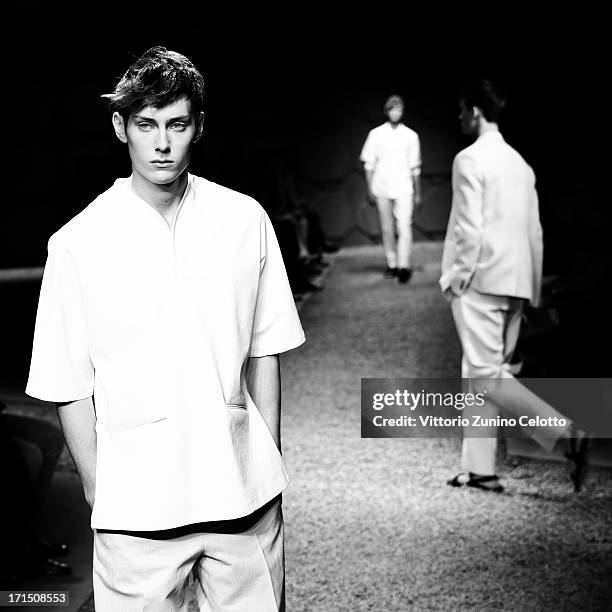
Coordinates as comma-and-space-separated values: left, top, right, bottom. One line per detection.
155, 130, 171, 152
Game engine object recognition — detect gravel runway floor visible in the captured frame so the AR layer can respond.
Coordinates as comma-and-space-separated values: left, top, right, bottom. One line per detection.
280, 243, 612, 612
8, 243, 611, 611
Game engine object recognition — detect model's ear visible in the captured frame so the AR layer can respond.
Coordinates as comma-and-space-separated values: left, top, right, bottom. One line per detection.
472, 106, 481, 120
193, 111, 205, 143
112, 112, 128, 143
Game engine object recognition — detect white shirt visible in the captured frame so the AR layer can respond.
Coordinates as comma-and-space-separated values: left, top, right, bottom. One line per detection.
360, 122, 421, 199
440, 131, 543, 306
26, 174, 305, 530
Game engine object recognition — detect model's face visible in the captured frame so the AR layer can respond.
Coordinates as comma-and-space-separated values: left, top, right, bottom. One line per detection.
459, 99, 478, 135
387, 105, 404, 123
113, 97, 203, 185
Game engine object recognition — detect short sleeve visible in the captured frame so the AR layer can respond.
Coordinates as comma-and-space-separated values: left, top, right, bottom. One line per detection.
249, 213, 306, 357
26, 237, 94, 402
360, 130, 377, 171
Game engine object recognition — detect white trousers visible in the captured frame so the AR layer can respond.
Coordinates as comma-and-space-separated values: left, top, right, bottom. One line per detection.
93, 497, 284, 612
451, 289, 570, 475
375, 195, 414, 268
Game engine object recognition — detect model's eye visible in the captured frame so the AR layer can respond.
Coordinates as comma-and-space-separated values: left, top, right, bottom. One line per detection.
137, 122, 154, 131
170, 122, 188, 131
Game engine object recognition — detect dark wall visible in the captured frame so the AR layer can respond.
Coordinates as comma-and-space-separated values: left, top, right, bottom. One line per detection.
6, 14, 606, 267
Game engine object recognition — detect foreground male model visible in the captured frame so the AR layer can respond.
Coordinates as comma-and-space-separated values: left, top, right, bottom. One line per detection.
27, 46, 304, 611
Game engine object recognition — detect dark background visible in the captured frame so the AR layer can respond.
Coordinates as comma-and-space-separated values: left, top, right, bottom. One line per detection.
2, 12, 610, 385
6, 12, 607, 265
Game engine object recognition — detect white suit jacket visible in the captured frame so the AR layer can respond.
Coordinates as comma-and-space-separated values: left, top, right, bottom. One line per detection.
440, 131, 543, 306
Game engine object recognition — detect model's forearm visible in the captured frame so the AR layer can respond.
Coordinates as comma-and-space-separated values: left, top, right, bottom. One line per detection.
57, 397, 97, 507
365, 169, 374, 194
413, 174, 421, 201
246, 355, 281, 450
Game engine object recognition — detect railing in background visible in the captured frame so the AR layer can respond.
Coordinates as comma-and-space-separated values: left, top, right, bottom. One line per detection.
0, 268, 44, 284
0, 267, 45, 402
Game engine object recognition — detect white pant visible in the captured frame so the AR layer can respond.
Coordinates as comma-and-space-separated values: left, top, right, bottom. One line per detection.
451, 289, 570, 475
375, 195, 414, 268
93, 497, 284, 612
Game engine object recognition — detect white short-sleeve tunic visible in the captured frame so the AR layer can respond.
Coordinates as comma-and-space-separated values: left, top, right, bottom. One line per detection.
360, 122, 421, 199
26, 174, 305, 530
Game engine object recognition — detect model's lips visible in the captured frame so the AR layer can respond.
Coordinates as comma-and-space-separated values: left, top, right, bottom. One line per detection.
151, 160, 174, 166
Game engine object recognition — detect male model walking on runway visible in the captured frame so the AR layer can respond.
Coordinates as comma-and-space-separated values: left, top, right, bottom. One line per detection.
441, 78, 587, 493
361, 95, 422, 283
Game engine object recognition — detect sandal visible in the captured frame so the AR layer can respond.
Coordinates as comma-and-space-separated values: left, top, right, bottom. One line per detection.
447, 472, 504, 493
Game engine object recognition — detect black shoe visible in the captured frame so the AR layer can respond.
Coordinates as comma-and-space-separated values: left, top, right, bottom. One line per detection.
447, 472, 504, 493
384, 267, 398, 279
564, 429, 590, 492
323, 242, 340, 253
397, 268, 412, 284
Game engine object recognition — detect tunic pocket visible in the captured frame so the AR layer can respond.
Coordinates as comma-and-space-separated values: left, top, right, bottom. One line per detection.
103, 416, 168, 436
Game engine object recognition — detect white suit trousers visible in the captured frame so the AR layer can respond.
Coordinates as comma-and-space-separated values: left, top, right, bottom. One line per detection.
375, 195, 414, 268
93, 497, 284, 612
451, 289, 570, 475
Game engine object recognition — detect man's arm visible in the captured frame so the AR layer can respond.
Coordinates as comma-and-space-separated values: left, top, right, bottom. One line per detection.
528, 183, 544, 306
56, 397, 97, 508
364, 168, 376, 203
360, 132, 377, 203
412, 136, 422, 207
447, 154, 484, 295
246, 355, 281, 450
413, 172, 422, 207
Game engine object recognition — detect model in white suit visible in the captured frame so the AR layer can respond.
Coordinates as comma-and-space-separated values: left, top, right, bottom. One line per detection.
440, 79, 586, 493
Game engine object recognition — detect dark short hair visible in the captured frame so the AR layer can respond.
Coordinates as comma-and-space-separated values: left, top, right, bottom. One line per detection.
101, 46, 205, 123
384, 95, 404, 113
459, 78, 507, 122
